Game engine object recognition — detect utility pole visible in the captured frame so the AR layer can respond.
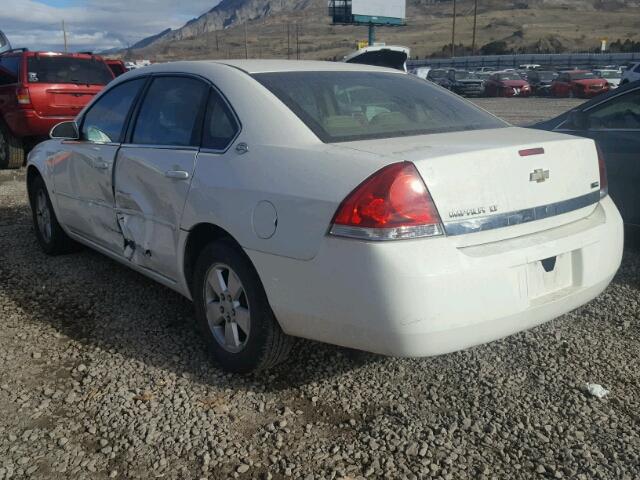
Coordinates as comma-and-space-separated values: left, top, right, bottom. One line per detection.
244, 23, 248, 59
296, 23, 300, 60
451, 0, 456, 58
471, 0, 478, 55
287, 23, 291, 59
62, 20, 68, 53
214, 25, 219, 51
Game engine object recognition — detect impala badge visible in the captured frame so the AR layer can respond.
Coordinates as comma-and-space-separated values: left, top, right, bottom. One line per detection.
530, 168, 549, 183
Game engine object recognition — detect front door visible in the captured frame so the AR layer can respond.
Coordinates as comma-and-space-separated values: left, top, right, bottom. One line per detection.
559, 86, 640, 226
52, 78, 146, 252
114, 76, 209, 281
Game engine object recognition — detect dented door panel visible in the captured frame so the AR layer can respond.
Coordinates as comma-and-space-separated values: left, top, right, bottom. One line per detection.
114, 146, 197, 280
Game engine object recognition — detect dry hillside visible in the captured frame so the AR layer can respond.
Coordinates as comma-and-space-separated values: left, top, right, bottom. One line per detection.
122, 0, 640, 61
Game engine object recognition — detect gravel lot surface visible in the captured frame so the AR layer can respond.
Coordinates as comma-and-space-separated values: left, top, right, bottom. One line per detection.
1, 99, 639, 480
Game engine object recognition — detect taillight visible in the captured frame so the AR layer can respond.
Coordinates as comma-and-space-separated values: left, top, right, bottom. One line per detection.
16, 87, 31, 107
596, 144, 608, 198
329, 162, 444, 241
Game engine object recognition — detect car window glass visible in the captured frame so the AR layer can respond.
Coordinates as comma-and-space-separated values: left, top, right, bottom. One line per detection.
202, 90, 239, 150
254, 71, 506, 143
132, 77, 208, 147
27, 56, 113, 85
587, 89, 640, 130
82, 78, 145, 143
0, 56, 20, 85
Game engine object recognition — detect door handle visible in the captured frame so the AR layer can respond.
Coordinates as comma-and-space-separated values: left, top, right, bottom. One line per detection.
164, 170, 190, 180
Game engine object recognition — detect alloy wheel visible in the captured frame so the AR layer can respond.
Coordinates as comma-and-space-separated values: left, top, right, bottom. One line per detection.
204, 263, 251, 353
35, 189, 52, 243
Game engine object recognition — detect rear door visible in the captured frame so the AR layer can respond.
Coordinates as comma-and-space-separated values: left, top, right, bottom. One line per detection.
52, 77, 147, 251
114, 75, 209, 280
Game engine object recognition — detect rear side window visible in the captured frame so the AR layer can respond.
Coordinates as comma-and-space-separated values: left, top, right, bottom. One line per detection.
132, 77, 208, 147
82, 78, 145, 143
202, 90, 239, 150
254, 71, 506, 143
0, 56, 20, 85
27, 56, 113, 85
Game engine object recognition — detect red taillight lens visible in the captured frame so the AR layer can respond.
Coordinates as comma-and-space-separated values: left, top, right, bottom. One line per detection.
16, 87, 31, 107
596, 144, 608, 198
330, 162, 443, 241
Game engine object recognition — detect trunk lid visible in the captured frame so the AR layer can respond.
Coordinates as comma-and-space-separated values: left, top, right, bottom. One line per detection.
30, 84, 102, 117
337, 127, 601, 243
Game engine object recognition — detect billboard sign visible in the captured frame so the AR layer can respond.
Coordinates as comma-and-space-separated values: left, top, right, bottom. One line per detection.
352, 0, 406, 24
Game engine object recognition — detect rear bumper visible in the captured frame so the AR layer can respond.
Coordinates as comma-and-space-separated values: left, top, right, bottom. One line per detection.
248, 196, 623, 357
4, 109, 73, 138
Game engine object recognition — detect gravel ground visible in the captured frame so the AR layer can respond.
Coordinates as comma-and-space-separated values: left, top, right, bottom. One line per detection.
1, 99, 639, 480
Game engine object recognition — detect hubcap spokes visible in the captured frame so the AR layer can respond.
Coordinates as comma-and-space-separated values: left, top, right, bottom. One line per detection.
204, 263, 250, 353
36, 190, 52, 242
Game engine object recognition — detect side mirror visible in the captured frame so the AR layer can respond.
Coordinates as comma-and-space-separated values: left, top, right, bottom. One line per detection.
566, 110, 589, 131
50, 121, 79, 140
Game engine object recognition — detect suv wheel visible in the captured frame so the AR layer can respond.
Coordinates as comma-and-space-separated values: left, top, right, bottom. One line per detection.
29, 175, 78, 255
0, 122, 24, 169
193, 241, 293, 373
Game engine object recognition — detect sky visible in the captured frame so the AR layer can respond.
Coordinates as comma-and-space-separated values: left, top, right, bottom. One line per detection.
0, 0, 222, 52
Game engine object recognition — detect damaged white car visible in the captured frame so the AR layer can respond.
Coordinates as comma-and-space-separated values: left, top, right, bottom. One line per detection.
27, 60, 623, 373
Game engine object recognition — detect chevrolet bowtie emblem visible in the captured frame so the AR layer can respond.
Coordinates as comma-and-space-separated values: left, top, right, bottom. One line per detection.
530, 168, 550, 183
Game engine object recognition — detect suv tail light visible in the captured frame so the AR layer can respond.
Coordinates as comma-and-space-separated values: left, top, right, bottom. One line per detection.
16, 87, 31, 107
329, 162, 444, 241
596, 144, 608, 198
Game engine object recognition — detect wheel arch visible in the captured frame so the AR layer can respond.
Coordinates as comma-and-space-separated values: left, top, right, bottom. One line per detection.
182, 223, 255, 297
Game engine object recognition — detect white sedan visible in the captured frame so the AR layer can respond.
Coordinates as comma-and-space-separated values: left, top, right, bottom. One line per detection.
27, 60, 623, 372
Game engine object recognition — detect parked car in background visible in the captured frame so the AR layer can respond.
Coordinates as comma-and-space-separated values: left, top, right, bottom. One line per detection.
106, 59, 127, 77
26, 60, 622, 373
621, 62, 640, 85
534, 80, 640, 229
0, 49, 114, 168
448, 70, 484, 97
344, 45, 410, 72
550, 71, 609, 98
527, 70, 558, 96
483, 72, 532, 97
519, 64, 541, 70
593, 69, 622, 89
412, 66, 431, 80
0, 30, 11, 55
426, 68, 453, 89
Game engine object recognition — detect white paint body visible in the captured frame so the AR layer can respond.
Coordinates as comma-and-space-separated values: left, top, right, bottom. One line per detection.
27, 60, 623, 358
621, 63, 640, 84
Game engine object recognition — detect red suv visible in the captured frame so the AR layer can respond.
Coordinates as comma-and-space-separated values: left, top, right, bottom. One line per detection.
0, 49, 114, 168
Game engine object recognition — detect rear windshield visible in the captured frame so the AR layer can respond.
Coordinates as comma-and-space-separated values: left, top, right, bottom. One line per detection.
568, 72, 595, 80
595, 71, 619, 79
27, 56, 113, 85
427, 69, 448, 79
497, 73, 522, 81
253, 71, 506, 143
454, 71, 478, 80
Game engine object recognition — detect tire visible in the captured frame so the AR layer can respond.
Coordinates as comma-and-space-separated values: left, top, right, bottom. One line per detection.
0, 121, 24, 169
28, 175, 78, 255
193, 241, 293, 373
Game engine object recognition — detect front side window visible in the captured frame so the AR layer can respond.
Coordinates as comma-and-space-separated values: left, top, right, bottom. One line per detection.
202, 90, 239, 150
253, 71, 506, 143
132, 77, 208, 147
587, 89, 640, 130
27, 56, 113, 85
82, 78, 145, 143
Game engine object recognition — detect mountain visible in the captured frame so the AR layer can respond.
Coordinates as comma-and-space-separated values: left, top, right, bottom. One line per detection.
122, 0, 640, 60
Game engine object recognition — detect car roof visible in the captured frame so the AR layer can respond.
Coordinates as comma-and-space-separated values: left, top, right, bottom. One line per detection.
203, 59, 403, 74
